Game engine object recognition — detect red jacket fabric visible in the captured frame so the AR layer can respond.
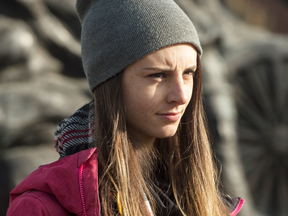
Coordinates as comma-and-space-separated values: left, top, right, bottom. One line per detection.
7, 148, 100, 216
7, 147, 244, 216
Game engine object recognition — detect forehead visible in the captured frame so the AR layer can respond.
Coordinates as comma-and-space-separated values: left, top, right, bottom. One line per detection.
126, 44, 198, 70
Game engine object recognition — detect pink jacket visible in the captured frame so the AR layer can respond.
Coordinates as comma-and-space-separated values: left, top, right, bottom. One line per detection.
7, 148, 244, 216
7, 148, 100, 216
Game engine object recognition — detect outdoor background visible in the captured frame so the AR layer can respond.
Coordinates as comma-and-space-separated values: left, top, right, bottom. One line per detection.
0, 0, 288, 215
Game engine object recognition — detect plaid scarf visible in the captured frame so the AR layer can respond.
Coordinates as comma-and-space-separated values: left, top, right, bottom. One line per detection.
54, 100, 95, 159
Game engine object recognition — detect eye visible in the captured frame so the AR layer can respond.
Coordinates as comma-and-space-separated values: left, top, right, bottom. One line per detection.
183, 69, 196, 76
148, 73, 165, 78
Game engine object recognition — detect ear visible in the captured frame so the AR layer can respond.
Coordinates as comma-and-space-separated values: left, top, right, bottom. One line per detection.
76, 0, 95, 24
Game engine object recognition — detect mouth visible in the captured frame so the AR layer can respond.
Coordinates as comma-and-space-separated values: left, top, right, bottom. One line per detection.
157, 112, 181, 121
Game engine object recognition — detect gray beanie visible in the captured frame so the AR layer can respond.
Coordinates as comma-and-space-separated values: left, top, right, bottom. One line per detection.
76, 0, 202, 92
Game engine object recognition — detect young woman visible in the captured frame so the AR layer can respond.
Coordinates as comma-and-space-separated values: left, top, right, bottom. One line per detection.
7, 0, 244, 215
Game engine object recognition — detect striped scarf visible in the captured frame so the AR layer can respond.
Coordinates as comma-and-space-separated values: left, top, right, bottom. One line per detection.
54, 100, 95, 159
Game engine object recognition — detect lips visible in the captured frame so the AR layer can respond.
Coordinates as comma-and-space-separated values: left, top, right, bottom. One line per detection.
157, 112, 181, 121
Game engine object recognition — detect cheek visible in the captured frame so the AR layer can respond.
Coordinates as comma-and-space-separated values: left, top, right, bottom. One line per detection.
123, 86, 154, 116
189, 86, 193, 102
186, 82, 193, 102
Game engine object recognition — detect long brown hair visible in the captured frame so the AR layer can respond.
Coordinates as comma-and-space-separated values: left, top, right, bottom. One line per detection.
93, 55, 229, 215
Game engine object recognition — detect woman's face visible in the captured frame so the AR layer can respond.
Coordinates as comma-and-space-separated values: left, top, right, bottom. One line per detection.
122, 44, 197, 144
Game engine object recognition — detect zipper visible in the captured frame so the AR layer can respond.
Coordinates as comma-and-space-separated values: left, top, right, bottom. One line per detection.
230, 198, 245, 216
78, 164, 88, 216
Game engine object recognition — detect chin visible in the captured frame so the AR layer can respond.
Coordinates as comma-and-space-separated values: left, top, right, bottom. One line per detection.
155, 127, 178, 138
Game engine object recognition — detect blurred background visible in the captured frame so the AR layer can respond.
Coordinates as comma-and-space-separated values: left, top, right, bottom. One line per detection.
0, 0, 287, 215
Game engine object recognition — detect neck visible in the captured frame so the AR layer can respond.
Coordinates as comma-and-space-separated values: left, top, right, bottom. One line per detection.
128, 133, 155, 149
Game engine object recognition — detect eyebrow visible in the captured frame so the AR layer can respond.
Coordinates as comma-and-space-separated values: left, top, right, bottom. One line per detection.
142, 65, 197, 72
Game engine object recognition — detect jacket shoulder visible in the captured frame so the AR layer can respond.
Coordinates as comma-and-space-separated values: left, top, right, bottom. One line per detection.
7, 190, 71, 216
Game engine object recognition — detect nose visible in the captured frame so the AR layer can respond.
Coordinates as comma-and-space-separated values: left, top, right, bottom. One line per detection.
167, 76, 191, 105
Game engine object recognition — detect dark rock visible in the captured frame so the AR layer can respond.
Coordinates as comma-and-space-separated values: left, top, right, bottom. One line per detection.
0, 156, 11, 216
0, 1, 33, 20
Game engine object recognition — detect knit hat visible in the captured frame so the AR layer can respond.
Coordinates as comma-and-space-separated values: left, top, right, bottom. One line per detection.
76, 0, 202, 92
